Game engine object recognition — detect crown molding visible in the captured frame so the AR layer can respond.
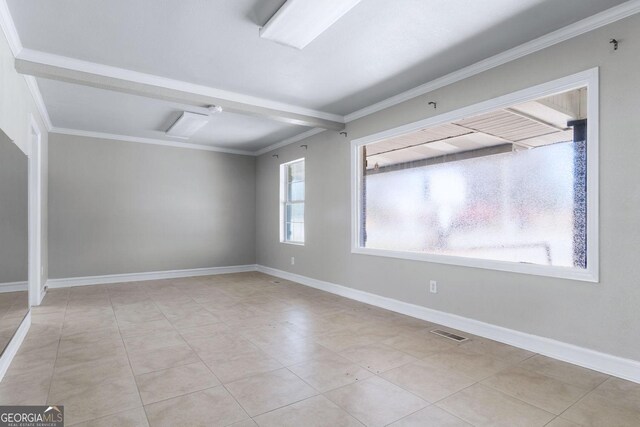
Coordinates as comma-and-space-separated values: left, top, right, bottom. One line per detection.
50, 127, 257, 156
254, 128, 326, 156
344, 0, 640, 122
0, 0, 21, 56
0, 0, 53, 130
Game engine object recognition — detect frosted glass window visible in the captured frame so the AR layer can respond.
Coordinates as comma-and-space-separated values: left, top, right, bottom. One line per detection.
359, 86, 590, 271
363, 142, 586, 267
281, 158, 305, 244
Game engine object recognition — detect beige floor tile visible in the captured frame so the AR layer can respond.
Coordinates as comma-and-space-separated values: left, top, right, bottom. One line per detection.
2, 273, 631, 427
52, 354, 133, 388
315, 329, 380, 352
382, 333, 456, 358
561, 392, 640, 427
70, 407, 149, 427
0, 370, 52, 405
118, 318, 175, 338
55, 338, 128, 369
388, 405, 472, 426
203, 347, 283, 384
258, 338, 336, 366
114, 307, 165, 324
175, 322, 230, 340
325, 376, 428, 427
144, 386, 249, 427
3, 340, 58, 377
518, 355, 609, 390
127, 343, 200, 375
164, 307, 222, 328
381, 360, 476, 402
561, 378, 640, 427
185, 333, 257, 358
228, 420, 258, 427
122, 330, 186, 353
481, 366, 588, 414
460, 337, 535, 363
226, 368, 318, 416
588, 377, 640, 410
421, 346, 512, 381
544, 418, 581, 427
288, 352, 373, 392
135, 362, 220, 404
48, 373, 142, 425
339, 342, 417, 373
437, 383, 555, 427
253, 395, 363, 427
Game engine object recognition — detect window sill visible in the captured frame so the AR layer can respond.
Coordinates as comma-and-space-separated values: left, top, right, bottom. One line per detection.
351, 246, 598, 283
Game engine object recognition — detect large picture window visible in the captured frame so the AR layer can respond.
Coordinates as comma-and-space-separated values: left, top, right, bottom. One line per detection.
352, 70, 598, 281
280, 158, 305, 244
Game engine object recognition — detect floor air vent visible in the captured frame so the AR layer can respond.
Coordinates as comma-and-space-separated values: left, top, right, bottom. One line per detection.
430, 329, 469, 342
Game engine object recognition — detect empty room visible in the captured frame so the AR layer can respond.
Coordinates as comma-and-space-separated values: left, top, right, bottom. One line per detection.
1, 0, 640, 426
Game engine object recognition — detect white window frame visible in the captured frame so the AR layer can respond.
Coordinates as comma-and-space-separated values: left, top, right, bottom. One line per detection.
350, 68, 599, 282
280, 158, 305, 245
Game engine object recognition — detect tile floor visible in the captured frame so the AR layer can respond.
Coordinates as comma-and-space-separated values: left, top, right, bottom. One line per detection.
1, 272, 639, 426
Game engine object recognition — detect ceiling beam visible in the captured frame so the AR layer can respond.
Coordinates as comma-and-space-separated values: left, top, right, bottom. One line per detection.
15, 49, 345, 131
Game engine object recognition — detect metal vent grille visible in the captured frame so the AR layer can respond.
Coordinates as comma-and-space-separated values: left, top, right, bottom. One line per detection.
430, 329, 469, 342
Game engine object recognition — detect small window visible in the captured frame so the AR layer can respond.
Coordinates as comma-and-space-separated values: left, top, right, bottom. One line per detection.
280, 158, 305, 244
352, 70, 598, 282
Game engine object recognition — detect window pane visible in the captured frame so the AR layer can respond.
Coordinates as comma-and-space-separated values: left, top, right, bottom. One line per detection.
286, 222, 304, 242
288, 161, 305, 183
288, 181, 305, 201
364, 141, 585, 268
286, 203, 304, 222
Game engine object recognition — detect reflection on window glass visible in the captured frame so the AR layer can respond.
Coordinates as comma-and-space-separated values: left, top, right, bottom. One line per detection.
361, 87, 588, 269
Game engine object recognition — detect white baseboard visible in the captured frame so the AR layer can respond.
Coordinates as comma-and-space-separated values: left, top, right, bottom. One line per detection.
46, 264, 258, 288
257, 265, 640, 384
0, 281, 28, 293
0, 311, 31, 382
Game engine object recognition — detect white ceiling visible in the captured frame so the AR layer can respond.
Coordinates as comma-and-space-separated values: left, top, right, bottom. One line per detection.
6, 0, 628, 152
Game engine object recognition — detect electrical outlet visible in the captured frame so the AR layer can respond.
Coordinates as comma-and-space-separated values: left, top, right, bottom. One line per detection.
430, 280, 438, 293
291, 257, 295, 265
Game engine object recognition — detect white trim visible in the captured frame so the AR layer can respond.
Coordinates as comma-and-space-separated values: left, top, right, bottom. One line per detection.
0, 281, 28, 293
257, 265, 640, 384
17, 48, 345, 125
28, 114, 43, 306
0, 0, 21, 56
255, 128, 325, 156
0, 1, 53, 131
0, 311, 30, 382
49, 127, 256, 156
344, 0, 640, 122
45, 265, 258, 288
350, 68, 599, 282
24, 76, 52, 131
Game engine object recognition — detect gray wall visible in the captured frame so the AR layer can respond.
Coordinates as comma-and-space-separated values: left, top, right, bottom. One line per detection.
0, 130, 28, 284
49, 134, 256, 278
257, 14, 640, 361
